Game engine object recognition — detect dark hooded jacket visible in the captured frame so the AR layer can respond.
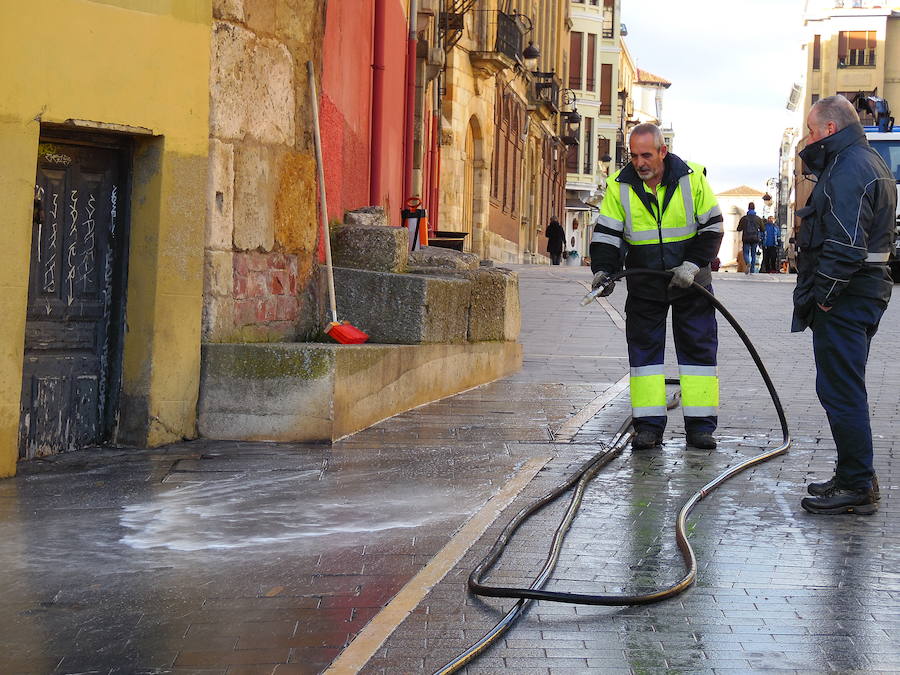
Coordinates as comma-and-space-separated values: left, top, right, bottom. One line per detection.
792, 122, 895, 331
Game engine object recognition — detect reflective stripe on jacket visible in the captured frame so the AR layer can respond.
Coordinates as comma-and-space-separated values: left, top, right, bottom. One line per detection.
590, 152, 724, 298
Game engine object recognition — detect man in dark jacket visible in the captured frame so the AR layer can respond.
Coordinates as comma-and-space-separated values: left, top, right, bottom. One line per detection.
794, 95, 895, 515
736, 203, 764, 273
545, 217, 566, 265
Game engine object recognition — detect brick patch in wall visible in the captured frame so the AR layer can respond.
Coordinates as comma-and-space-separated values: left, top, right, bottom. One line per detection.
233, 252, 300, 327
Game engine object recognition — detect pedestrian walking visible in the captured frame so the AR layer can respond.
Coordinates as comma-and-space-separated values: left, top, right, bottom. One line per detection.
736, 202, 764, 273
589, 123, 724, 450
793, 95, 895, 515
763, 216, 781, 273
565, 235, 581, 266
545, 217, 565, 265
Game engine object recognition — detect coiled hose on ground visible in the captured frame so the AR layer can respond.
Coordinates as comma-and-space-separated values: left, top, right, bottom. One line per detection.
433, 269, 792, 674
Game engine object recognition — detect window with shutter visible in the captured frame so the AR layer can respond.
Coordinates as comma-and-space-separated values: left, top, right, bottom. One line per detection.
599, 64, 613, 115
602, 0, 615, 38
569, 32, 583, 89
838, 30, 876, 67
583, 117, 594, 175
586, 34, 597, 92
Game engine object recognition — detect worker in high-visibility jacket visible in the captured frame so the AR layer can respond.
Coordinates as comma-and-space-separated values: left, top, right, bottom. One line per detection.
590, 123, 724, 450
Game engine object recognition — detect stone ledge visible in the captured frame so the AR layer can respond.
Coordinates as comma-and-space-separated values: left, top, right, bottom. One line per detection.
198, 341, 522, 442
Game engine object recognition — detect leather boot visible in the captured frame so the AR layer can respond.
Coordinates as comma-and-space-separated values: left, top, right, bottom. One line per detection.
686, 432, 716, 449
632, 429, 662, 450
800, 486, 878, 515
808, 474, 880, 500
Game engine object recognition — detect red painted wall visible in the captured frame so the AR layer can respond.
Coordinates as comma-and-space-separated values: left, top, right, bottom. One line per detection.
322, 0, 407, 228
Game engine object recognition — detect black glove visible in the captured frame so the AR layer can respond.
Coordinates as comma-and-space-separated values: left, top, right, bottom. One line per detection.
591, 271, 615, 297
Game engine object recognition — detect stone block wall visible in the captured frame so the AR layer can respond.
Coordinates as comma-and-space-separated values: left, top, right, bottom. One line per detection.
203, 0, 324, 343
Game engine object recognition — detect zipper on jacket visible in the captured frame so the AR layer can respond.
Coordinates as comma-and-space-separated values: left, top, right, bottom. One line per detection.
653, 187, 665, 269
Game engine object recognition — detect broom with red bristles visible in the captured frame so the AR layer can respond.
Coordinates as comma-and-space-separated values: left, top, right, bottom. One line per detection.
307, 61, 369, 345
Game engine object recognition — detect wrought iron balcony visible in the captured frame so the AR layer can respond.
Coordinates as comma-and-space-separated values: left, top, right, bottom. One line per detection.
529, 71, 560, 119
469, 10, 525, 78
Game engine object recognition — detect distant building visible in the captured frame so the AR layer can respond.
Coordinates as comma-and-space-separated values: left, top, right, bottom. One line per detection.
564, 0, 623, 260
793, 1, 900, 225
632, 68, 674, 148
715, 186, 766, 271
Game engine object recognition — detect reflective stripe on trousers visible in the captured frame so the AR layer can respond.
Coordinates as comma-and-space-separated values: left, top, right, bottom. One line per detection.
624, 289, 719, 433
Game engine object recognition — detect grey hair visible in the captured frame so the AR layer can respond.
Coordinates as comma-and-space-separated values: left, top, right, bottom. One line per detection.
629, 123, 666, 149
811, 95, 860, 132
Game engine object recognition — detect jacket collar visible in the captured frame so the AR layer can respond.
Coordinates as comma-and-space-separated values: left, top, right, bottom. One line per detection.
616, 152, 692, 190
798, 122, 866, 176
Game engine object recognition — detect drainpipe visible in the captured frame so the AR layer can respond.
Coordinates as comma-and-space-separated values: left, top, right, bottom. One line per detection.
403, 0, 419, 204
370, 0, 386, 206
429, 76, 441, 232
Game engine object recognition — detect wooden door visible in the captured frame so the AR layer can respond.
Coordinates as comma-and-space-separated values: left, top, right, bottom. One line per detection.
19, 140, 128, 459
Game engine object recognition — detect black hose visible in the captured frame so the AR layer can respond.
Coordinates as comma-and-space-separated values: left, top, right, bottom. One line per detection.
433, 269, 791, 674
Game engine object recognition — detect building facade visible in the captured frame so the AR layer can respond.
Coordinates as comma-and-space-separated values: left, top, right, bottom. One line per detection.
438, 0, 570, 264
792, 2, 900, 229
1, 0, 424, 476
564, 0, 622, 260
0, 0, 212, 477
715, 185, 767, 271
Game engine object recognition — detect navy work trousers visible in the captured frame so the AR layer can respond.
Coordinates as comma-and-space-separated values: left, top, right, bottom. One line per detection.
624, 288, 718, 435
811, 295, 887, 490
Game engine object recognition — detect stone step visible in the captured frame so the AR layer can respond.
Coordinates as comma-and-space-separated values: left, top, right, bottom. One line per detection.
198, 341, 522, 442
332, 265, 520, 344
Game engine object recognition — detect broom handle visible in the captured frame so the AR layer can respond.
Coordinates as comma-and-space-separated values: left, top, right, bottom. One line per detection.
308, 60, 339, 324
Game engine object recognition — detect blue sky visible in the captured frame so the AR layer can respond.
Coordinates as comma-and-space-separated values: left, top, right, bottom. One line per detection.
620, 0, 807, 194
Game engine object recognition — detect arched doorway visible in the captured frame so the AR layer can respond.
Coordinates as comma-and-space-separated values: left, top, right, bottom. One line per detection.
462, 116, 484, 255
462, 123, 475, 250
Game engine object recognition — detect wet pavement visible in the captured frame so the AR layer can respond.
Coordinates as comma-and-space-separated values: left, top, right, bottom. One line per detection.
2, 265, 899, 674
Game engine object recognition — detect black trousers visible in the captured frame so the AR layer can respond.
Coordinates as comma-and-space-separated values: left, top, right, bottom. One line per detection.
550, 252, 562, 265
763, 246, 779, 272
812, 295, 887, 490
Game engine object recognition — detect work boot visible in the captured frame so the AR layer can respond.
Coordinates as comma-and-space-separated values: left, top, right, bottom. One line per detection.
800, 486, 879, 515
686, 432, 716, 449
808, 474, 880, 500
632, 429, 662, 450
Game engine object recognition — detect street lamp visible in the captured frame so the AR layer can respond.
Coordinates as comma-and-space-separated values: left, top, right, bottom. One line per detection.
522, 41, 540, 71
559, 88, 581, 144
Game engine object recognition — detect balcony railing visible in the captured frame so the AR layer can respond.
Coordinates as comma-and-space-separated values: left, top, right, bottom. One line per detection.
531, 72, 560, 113
472, 10, 524, 60
469, 10, 526, 78
601, 6, 615, 39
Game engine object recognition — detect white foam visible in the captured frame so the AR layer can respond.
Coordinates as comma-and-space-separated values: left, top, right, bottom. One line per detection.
119, 471, 481, 552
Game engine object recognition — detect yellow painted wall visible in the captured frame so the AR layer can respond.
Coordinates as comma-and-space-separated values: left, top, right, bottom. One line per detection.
0, 0, 211, 476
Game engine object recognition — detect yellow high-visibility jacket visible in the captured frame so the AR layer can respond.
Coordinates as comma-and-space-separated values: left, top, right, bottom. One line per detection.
591, 152, 724, 296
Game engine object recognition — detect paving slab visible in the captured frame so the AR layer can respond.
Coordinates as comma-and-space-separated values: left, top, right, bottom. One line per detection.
1, 266, 899, 674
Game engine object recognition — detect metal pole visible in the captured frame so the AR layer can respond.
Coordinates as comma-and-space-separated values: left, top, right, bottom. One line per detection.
403, 0, 419, 203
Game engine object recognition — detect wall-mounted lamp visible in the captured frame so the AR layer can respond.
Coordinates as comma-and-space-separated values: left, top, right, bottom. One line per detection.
559, 88, 581, 143
522, 41, 540, 71
597, 133, 612, 165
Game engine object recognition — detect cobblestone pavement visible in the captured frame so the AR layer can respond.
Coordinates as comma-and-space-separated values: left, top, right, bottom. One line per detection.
1, 265, 899, 674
